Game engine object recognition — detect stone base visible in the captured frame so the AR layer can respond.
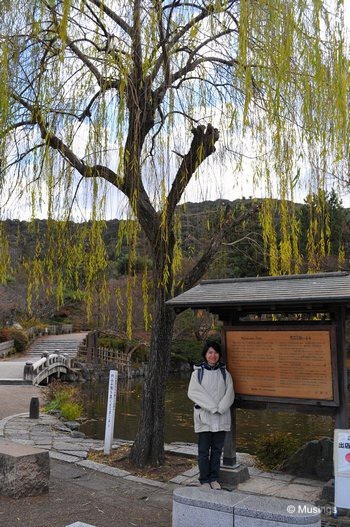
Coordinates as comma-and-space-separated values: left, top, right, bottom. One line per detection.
172, 487, 321, 527
0, 440, 50, 498
321, 478, 334, 502
220, 464, 250, 488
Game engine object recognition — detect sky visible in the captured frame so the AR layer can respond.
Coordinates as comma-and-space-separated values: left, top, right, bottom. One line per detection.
1, 1, 350, 221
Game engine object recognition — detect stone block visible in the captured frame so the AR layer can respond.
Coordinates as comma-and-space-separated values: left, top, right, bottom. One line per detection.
0, 440, 50, 498
234, 494, 320, 526
172, 487, 247, 527
281, 437, 333, 481
173, 501, 232, 527
172, 487, 321, 527
220, 464, 250, 488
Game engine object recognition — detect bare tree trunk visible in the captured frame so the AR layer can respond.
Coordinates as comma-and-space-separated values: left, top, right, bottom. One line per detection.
129, 285, 176, 466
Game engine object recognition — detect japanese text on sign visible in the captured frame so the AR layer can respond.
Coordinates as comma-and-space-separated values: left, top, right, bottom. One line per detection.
225, 329, 333, 400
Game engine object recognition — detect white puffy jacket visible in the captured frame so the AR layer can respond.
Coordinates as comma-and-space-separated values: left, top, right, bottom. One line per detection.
187, 363, 235, 433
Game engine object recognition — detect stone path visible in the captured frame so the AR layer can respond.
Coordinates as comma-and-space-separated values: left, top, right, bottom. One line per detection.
0, 385, 43, 419
1, 412, 350, 526
23, 332, 88, 361
0, 411, 328, 498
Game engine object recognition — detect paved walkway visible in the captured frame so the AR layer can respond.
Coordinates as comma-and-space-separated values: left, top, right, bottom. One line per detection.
0, 385, 43, 419
1, 411, 346, 527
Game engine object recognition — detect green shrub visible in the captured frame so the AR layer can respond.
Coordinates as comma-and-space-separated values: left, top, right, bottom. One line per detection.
0, 328, 29, 353
43, 380, 84, 420
98, 336, 126, 350
17, 316, 42, 329
130, 345, 149, 364
255, 431, 303, 471
10, 329, 29, 353
0, 328, 11, 342
171, 338, 203, 364
60, 402, 84, 420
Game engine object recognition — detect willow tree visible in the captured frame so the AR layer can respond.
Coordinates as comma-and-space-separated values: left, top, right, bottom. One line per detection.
0, 1, 347, 466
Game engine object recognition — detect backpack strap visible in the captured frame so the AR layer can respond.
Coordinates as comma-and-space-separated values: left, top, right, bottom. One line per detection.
197, 364, 205, 384
197, 364, 226, 385
220, 365, 227, 384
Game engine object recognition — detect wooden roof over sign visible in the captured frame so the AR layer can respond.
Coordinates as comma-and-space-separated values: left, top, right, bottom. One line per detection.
166, 272, 350, 311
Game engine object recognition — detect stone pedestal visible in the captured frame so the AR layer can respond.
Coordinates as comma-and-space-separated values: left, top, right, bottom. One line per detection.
0, 440, 50, 498
220, 464, 250, 488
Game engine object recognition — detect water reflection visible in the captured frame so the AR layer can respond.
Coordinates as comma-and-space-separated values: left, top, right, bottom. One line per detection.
79, 376, 334, 453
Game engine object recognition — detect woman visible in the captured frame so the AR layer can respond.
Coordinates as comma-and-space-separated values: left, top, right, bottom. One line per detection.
188, 340, 234, 490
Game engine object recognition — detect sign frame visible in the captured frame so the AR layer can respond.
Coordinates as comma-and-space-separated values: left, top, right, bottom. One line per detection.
223, 324, 339, 408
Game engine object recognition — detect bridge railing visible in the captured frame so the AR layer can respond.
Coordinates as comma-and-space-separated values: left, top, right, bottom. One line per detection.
0, 340, 14, 358
23, 352, 69, 384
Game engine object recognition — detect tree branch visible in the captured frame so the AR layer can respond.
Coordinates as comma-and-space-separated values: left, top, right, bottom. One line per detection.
167, 123, 219, 216
177, 202, 260, 293
86, 0, 133, 37
66, 37, 120, 90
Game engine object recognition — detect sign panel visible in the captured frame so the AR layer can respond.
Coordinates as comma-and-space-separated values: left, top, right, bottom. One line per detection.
334, 429, 350, 509
104, 370, 118, 455
225, 327, 334, 402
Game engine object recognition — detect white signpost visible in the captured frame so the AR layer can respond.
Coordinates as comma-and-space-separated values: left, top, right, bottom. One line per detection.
104, 370, 118, 455
334, 429, 350, 509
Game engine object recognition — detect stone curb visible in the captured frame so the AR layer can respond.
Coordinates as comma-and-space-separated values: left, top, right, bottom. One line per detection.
0, 412, 28, 437
0, 412, 199, 489
77, 459, 131, 477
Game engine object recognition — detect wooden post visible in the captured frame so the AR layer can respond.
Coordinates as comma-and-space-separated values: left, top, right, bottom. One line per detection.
335, 308, 348, 428
223, 406, 238, 467
221, 321, 239, 467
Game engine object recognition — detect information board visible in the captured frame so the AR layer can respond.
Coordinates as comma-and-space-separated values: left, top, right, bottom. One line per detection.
334, 429, 350, 509
225, 327, 334, 402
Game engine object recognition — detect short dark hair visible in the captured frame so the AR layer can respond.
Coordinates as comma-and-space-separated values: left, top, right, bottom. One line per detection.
202, 340, 222, 360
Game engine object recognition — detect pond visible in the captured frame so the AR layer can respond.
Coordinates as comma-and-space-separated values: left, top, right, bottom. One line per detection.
79, 375, 334, 454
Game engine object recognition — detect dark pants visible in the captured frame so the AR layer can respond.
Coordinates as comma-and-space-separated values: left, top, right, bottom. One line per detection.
197, 431, 226, 484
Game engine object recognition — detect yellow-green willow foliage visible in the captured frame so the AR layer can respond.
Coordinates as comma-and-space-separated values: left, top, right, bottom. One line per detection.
237, 0, 348, 275
0, 224, 11, 284
0, 0, 348, 318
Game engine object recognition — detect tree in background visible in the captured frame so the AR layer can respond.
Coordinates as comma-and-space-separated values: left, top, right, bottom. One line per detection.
0, 1, 348, 466
299, 189, 350, 272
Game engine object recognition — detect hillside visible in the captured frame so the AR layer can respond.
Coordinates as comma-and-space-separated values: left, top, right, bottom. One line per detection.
0, 196, 349, 330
